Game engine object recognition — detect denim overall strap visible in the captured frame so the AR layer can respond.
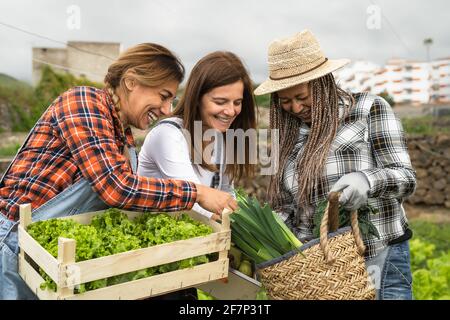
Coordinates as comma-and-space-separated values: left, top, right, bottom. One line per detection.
128, 146, 138, 174
214, 131, 224, 189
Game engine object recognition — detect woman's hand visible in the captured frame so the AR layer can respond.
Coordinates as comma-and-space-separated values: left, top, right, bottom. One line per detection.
195, 184, 238, 219
329, 172, 370, 211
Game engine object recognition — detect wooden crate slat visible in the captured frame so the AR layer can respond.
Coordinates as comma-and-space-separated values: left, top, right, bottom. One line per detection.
73, 230, 230, 286
18, 226, 59, 283
64, 259, 228, 300
57, 237, 76, 296
19, 255, 58, 300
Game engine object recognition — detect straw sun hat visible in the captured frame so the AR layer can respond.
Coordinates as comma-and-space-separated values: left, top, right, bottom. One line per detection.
254, 30, 350, 96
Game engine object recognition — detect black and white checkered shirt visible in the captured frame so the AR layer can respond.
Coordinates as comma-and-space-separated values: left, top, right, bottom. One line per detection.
278, 92, 417, 260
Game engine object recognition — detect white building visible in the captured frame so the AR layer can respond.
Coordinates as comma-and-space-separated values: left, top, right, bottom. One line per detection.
335, 58, 450, 105
32, 41, 121, 86
334, 61, 380, 93
430, 58, 450, 103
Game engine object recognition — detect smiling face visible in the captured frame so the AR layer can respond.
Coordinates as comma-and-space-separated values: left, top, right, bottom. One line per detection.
200, 80, 244, 133
277, 82, 312, 124
119, 79, 179, 130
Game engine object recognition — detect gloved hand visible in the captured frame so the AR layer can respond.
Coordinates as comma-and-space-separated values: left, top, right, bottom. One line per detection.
329, 172, 370, 212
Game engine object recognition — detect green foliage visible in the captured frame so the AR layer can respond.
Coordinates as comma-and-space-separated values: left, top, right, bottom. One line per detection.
33, 66, 103, 124
0, 74, 35, 132
0, 68, 103, 133
255, 94, 271, 108
197, 289, 216, 300
410, 238, 450, 300
410, 238, 436, 269
379, 90, 396, 108
410, 220, 450, 300
256, 286, 269, 300
27, 208, 213, 293
0, 143, 21, 157
252, 83, 271, 108
313, 200, 380, 239
402, 115, 450, 135
10, 103, 34, 131
409, 220, 450, 254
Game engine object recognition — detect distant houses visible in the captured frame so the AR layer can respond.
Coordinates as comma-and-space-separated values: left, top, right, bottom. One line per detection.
334, 58, 450, 105
32, 41, 121, 86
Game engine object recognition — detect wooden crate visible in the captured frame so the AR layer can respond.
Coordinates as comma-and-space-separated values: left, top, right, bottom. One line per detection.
17, 204, 231, 300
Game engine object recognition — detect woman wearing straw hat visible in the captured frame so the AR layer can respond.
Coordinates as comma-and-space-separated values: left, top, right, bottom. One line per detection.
255, 30, 416, 300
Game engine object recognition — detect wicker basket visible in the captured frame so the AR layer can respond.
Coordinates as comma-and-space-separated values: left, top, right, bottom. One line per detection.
257, 192, 376, 300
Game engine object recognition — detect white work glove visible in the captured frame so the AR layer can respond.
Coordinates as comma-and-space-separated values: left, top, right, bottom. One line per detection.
329, 172, 370, 212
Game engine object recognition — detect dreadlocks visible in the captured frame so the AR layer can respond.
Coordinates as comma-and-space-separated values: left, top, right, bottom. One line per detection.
269, 73, 354, 214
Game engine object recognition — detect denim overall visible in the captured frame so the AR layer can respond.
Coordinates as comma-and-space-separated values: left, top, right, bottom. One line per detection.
0, 123, 138, 299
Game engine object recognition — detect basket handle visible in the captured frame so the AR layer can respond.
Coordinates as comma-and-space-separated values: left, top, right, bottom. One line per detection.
319, 191, 366, 265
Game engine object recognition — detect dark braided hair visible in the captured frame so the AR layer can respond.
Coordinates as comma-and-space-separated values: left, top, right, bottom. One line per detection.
269, 73, 354, 214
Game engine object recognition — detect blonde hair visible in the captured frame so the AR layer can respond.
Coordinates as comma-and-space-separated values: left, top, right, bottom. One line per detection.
104, 43, 185, 115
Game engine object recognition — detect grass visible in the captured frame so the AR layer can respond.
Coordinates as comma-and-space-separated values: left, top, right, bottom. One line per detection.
0, 143, 20, 157
402, 115, 450, 135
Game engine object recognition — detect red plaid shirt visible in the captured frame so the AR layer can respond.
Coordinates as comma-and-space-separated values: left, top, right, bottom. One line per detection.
0, 86, 197, 221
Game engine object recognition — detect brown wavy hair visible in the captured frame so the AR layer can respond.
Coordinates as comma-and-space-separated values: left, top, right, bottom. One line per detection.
104, 43, 185, 123
172, 51, 257, 182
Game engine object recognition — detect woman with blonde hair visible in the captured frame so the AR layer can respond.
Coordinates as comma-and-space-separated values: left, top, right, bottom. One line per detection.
0, 43, 237, 299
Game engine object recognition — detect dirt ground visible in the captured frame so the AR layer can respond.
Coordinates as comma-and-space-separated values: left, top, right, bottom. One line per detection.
404, 203, 450, 223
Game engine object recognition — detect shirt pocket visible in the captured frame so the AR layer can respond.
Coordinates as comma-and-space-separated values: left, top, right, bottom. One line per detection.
328, 121, 369, 174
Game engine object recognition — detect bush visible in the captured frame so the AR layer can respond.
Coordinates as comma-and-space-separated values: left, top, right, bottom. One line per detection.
379, 90, 396, 108
33, 66, 103, 124
255, 94, 271, 108
410, 220, 450, 300
0, 68, 103, 133
401, 115, 450, 135
0, 143, 21, 157
0, 76, 35, 131
410, 239, 450, 300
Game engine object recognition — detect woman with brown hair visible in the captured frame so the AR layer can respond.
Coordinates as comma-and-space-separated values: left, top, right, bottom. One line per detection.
255, 30, 417, 300
138, 51, 257, 221
0, 43, 237, 299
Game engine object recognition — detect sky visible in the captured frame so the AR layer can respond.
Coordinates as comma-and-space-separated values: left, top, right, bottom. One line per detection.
0, 0, 449, 84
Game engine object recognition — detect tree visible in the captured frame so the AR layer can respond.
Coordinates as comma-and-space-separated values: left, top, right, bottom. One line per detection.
33, 66, 103, 124
380, 90, 396, 108
423, 38, 433, 62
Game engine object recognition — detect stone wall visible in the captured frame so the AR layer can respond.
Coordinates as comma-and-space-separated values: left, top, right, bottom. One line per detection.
407, 134, 450, 208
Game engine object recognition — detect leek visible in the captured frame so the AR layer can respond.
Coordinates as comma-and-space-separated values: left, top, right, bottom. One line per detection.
231, 190, 303, 264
